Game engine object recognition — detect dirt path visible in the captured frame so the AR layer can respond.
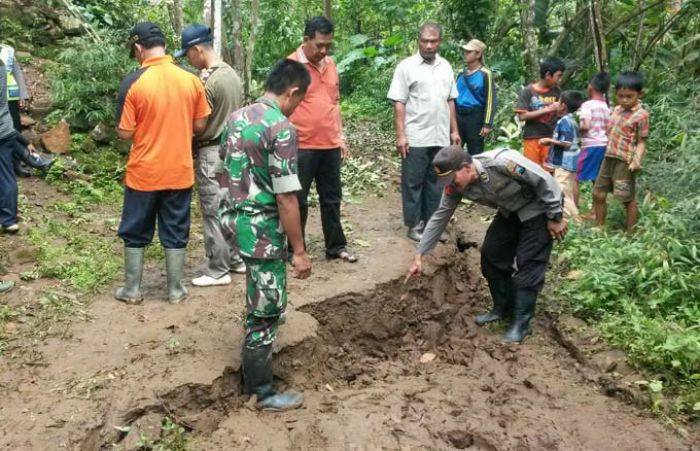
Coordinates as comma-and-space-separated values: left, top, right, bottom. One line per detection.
1, 174, 697, 450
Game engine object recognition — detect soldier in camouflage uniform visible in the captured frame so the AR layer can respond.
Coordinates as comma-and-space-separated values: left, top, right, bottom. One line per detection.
219, 59, 312, 411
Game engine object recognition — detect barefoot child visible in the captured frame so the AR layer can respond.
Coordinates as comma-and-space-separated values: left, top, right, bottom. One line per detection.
577, 72, 611, 218
540, 90, 584, 220
592, 71, 649, 232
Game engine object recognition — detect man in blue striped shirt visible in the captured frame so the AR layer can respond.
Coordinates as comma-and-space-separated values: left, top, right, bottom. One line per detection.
455, 39, 497, 155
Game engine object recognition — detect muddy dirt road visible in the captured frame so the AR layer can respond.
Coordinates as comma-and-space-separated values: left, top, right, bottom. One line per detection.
0, 179, 698, 450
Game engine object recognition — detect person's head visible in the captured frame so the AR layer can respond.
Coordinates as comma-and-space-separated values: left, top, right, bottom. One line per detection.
264, 58, 311, 116
302, 16, 334, 64
128, 22, 166, 63
176, 23, 214, 69
461, 39, 486, 65
588, 72, 610, 97
558, 90, 584, 116
615, 71, 644, 110
433, 145, 477, 191
539, 56, 565, 87
417, 22, 443, 62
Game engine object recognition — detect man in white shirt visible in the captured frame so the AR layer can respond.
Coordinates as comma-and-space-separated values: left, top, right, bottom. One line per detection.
388, 22, 461, 242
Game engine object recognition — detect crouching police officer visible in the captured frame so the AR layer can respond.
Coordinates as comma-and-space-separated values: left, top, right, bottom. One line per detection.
406, 146, 567, 342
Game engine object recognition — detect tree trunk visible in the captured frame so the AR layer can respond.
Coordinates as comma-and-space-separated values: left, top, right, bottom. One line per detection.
521, 0, 539, 80
631, 0, 646, 69
324, 0, 332, 19
588, 0, 608, 72
231, 0, 245, 79
213, 0, 222, 57
203, 0, 212, 26
168, 0, 183, 36
244, 0, 260, 99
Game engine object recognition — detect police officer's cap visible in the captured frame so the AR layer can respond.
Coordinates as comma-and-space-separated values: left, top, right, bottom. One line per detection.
175, 24, 213, 58
433, 145, 472, 187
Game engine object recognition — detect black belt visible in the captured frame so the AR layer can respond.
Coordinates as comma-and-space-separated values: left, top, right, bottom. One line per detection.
194, 136, 222, 149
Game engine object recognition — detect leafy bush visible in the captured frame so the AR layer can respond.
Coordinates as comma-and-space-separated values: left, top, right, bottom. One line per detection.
49, 37, 136, 126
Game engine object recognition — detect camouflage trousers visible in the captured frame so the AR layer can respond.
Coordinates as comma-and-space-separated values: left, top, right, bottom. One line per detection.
242, 257, 287, 349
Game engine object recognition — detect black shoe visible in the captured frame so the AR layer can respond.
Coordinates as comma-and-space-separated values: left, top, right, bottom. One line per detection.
502, 289, 537, 343
13, 161, 31, 178
475, 278, 514, 326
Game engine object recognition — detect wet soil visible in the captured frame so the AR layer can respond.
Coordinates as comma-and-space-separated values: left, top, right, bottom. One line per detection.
1, 178, 698, 450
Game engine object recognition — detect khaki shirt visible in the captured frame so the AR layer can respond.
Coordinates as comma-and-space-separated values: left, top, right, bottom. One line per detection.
418, 149, 563, 255
198, 62, 243, 143
387, 53, 458, 147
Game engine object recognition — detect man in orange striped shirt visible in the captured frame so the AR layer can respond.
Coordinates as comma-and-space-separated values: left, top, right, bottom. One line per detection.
115, 22, 210, 305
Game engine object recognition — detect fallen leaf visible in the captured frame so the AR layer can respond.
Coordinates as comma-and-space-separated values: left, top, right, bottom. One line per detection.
420, 353, 436, 363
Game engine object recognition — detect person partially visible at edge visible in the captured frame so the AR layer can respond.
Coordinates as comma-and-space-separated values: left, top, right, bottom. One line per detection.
114, 22, 210, 305
539, 90, 585, 221
287, 16, 357, 263
0, 58, 20, 235
515, 56, 565, 170
593, 71, 649, 233
0, 24, 53, 178
388, 22, 461, 243
218, 59, 312, 411
576, 72, 611, 219
455, 38, 497, 155
406, 146, 567, 343
176, 23, 245, 287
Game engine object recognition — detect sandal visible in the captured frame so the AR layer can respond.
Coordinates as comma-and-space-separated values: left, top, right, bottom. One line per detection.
327, 249, 358, 263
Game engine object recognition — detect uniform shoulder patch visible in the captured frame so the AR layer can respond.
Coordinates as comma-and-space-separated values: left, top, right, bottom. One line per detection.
506, 160, 526, 176
444, 184, 456, 196
479, 171, 490, 183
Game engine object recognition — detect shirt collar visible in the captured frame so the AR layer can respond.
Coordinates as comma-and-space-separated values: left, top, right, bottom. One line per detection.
256, 96, 281, 111
141, 55, 173, 68
296, 45, 328, 69
414, 52, 441, 66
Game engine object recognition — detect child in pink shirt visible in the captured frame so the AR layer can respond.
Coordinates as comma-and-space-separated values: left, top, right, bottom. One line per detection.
576, 72, 611, 218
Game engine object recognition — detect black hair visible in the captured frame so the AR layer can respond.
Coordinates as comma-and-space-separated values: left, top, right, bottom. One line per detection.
615, 71, 644, 93
304, 16, 334, 38
589, 72, 610, 94
560, 90, 584, 113
139, 36, 166, 50
418, 22, 443, 38
539, 56, 566, 79
264, 59, 311, 95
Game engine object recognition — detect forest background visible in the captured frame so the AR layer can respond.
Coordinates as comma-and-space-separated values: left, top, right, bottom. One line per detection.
1, 0, 698, 421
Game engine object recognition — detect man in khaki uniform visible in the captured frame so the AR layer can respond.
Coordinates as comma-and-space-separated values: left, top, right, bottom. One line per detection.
176, 24, 245, 287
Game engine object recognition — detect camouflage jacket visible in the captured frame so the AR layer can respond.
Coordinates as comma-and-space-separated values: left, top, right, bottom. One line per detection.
218, 97, 302, 259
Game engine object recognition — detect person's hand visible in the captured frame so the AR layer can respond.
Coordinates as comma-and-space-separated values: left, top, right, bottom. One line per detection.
539, 138, 551, 146
291, 252, 312, 279
26, 143, 37, 155
404, 254, 423, 283
628, 159, 641, 172
340, 140, 349, 161
479, 127, 492, 137
19, 99, 26, 110
547, 218, 568, 241
397, 134, 409, 159
547, 101, 560, 112
450, 131, 461, 147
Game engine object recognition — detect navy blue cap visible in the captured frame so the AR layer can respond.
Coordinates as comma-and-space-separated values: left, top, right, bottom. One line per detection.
175, 24, 212, 58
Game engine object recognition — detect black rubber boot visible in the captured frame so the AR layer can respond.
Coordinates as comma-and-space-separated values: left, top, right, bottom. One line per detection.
502, 289, 538, 343
242, 344, 303, 412
475, 278, 514, 326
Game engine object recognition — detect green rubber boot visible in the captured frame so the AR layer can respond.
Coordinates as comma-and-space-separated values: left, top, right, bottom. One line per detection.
242, 344, 303, 412
165, 248, 188, 304
502, 289, 538, 343
114, 247, 144, 304
475, 278, 514, 326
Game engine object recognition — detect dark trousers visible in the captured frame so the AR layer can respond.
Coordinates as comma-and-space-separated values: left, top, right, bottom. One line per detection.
297, 148, 347, 256
401, 146, 442, 228
456, 107, 485, 155
117, 186, 192, 249
480, 213, 553, 292
0, 136, 18, 227
8, 101, 20, 131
